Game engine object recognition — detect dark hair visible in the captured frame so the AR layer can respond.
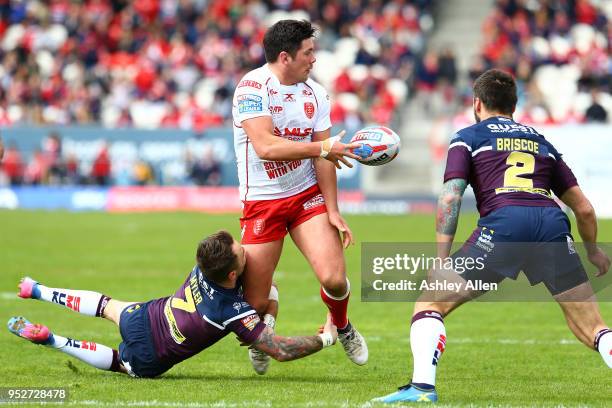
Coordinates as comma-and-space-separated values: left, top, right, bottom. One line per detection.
196, 230, 238, 284
263, 19, 316, 62
473, 69, 517, 115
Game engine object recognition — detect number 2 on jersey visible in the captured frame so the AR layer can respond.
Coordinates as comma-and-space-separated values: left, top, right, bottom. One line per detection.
503, 151, 534, 188
171, 285, 196, 313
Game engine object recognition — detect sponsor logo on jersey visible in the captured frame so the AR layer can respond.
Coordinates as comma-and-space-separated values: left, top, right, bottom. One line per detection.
241, 314, 260, 331
233, 301, 250, 312
302, 89, 313, 97
303, 194, 325, 210
284, 93, 295, 102
237, 94, 263, 114
237, 80, 262, 89
487, 123, 538, 134
269, 88, 278, 96
200, 279, 216, 300
269, 105, 283, 114
432, 334, 446, 366
304, 102, 315, 119
273, 127, 313, 138
254, 218, 265, 235
51, 291, 81, 312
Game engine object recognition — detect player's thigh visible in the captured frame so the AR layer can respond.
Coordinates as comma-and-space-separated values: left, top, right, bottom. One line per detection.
104, 299, 138, 326
242, 240, 284, 312
289, 213, 346, 288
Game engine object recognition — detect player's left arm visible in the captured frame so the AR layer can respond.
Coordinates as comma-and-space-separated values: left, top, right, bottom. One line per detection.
313, 128, 354, 248
250, 314, 338, 361
251, 327, 324, 361
436, 178, 468, 258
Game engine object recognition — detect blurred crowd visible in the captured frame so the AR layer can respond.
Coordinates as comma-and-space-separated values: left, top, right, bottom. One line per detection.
417, 0, 612, 124
0, 132, 221, 187
0, 0, 435, 131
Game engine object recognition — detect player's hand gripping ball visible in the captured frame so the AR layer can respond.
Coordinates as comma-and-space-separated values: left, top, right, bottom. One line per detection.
349, 126, 400, 166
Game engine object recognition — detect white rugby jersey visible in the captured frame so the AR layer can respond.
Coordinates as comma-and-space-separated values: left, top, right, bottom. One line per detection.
232, 64, 332, 201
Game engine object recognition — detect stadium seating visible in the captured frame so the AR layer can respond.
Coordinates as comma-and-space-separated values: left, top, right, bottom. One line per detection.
0, 0, 435, 130
460, 0, 612, 124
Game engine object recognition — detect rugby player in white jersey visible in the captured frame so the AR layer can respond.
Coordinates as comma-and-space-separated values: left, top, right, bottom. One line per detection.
232, 19, 368, 374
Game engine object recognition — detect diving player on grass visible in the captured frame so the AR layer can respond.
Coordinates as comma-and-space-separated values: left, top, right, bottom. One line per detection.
374, 69, 612, 403
8, 231, 338, 378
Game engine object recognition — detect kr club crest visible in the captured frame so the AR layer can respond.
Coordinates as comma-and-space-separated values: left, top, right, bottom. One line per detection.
304, 102, 315, 119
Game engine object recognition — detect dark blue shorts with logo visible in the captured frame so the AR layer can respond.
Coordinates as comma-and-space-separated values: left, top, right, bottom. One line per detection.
452, 206, 588, 295
118, 301, 172, 378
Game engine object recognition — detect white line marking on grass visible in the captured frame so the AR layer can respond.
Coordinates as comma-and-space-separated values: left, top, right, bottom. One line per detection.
367, 336, 579, 345
0, 292, 17, 300
69, 401, 376, 408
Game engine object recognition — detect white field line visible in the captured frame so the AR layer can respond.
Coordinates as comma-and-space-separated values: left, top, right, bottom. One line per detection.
2, 292, 580, 346
69, 401, 366, 408
0, 291, 18, 300
66, 400, 593, 408
367, 335, 579, 345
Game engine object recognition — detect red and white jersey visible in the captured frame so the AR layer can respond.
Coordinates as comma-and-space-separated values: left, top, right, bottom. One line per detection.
232, 64, 332, 201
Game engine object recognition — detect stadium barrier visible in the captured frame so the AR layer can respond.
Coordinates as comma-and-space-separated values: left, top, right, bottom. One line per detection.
0, 186, 439, 214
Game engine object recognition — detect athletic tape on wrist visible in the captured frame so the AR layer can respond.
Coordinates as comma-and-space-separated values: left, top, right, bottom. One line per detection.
318, 332, 334, 348
319, 136, 339, 158
263, 313, 276, 330
268, 285, 279, 302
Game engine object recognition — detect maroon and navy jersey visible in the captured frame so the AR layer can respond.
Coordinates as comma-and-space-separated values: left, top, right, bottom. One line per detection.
444, 116, 578, 216
146, 267, 266, 367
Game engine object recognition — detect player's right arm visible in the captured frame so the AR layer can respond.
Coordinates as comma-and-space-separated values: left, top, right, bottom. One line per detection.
250, 314, 338, 362
560, 186, 610, 276
242, 117, 359, 168
437, 132, 472, 258
436, 178, 468, 258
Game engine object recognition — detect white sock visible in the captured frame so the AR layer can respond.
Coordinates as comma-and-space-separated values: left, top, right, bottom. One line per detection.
49, 334, 118, 371
35, 284, 109, 317
595, 329, 612, 368
410, 310, 446, 387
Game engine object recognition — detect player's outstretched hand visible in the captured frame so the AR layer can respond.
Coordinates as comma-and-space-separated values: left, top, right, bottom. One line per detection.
588, 247, 611, 277
328, 211, 354, 249
320, 130, 361, 169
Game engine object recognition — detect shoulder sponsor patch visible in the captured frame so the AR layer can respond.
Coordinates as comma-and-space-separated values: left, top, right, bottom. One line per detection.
241, 314, 260, 331
237, 94, 263, 114
238, 80, 262, 89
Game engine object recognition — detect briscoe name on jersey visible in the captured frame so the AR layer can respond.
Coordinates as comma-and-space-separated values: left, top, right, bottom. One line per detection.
232, 64, 332, 201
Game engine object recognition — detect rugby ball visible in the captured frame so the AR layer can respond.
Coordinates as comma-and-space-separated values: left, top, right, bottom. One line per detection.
349, 126, 400, 166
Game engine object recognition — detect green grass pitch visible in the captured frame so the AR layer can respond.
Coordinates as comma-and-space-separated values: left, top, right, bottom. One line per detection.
1, 210, 611, 407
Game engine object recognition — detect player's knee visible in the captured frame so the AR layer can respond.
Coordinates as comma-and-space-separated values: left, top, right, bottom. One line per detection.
319, 274, 347, 294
